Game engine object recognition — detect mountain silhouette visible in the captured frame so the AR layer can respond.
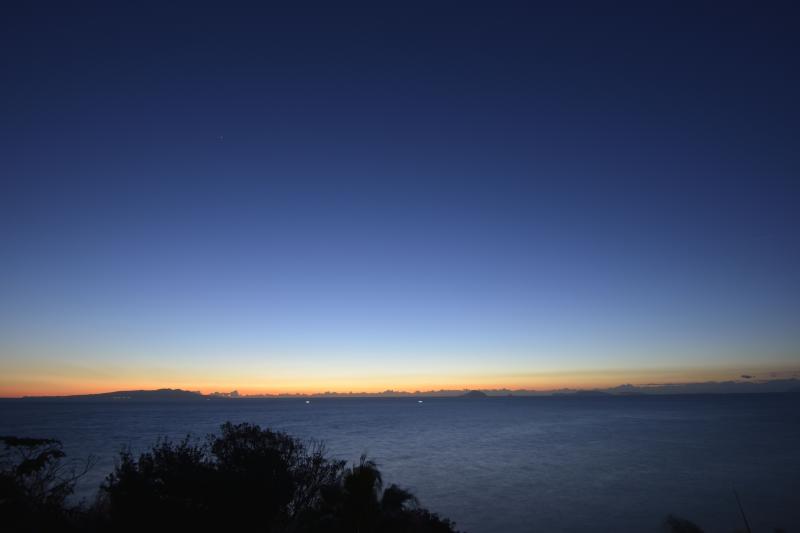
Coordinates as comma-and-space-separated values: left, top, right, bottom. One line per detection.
21, 388, 204, 401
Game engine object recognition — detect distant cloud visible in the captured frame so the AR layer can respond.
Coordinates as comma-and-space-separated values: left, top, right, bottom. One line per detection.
740, 374, 753, 379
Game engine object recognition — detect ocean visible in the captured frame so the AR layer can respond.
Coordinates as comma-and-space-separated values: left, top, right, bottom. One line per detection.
1, 394, 798, 532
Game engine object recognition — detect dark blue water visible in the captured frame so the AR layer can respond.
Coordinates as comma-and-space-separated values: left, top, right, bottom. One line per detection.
1, 394, 798, 532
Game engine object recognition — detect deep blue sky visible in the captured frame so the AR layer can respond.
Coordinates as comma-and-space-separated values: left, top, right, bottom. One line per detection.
1, 2, 799, 394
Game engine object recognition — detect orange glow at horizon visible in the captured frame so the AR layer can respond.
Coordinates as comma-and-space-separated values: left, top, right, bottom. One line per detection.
3, 365, 796, 398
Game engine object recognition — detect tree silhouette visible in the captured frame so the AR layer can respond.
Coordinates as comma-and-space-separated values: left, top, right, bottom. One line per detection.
0, 436, 91, 532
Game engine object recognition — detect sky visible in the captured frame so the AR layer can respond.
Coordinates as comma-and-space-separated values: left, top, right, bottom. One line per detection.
1, 2, 799, 396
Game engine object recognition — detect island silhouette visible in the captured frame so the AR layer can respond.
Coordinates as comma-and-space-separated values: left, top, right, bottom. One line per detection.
13, 378, 800, 401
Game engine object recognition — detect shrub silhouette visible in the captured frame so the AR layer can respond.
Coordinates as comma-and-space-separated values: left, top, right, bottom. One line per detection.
298, 454, 456, 532
98, 422, 458, 532
665, 514, 705, 533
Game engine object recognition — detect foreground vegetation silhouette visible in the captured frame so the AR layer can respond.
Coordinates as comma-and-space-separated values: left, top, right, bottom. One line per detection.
0, 436, 92, 532
2, 427, 786, 532
1, 423, 457, 532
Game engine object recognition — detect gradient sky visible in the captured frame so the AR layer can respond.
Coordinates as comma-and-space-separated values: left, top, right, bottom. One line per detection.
2, 2, 799, 396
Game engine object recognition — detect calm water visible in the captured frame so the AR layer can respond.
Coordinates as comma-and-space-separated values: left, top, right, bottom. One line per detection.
1, 394, 798, 532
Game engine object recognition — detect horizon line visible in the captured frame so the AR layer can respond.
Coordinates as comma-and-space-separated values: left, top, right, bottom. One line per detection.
5, 376, 800, 400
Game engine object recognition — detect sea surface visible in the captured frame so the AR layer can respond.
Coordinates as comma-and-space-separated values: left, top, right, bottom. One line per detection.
1, 394, 798, 532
